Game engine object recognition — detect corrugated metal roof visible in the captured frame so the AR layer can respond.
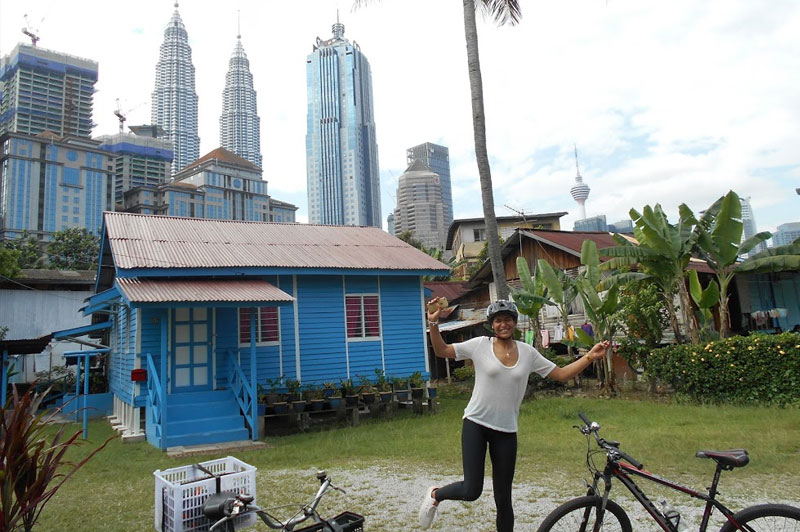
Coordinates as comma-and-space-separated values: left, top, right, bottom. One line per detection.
522, 229, 619, 256
116, 278, 294, 303
104, 212, 451, 272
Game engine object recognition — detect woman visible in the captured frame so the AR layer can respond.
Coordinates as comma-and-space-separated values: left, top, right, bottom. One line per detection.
419, 298, 610, 531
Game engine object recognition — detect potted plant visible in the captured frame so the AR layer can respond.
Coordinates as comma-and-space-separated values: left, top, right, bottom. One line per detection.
256, 384, 268, 416
409, 371, 425, 400
264, 376, 283, 405
327, 386, 343, 410
285, 378, 305, 412
305, 384, 325, 412
392, 376, 410, 402
340, 378, 358, 407
358, 374, 376, 405
285, 378, 301, 402
322, 381, 338, 399
375, 369, 392, 403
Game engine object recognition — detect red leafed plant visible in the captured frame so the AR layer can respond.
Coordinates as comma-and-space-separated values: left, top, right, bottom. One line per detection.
0, 385, 113, 532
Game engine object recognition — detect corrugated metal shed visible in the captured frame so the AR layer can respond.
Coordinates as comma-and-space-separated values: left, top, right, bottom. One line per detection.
104, 212, 450, 272
116, 278, 293, 304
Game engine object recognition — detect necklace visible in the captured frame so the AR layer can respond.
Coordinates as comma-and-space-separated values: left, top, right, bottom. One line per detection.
495, 338, 515, 357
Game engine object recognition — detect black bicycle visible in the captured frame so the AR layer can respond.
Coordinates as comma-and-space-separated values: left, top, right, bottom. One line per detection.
202, 470, 363, 532
537, 413, 800, 532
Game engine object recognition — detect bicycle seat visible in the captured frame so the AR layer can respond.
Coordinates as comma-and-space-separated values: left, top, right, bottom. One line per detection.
237, 494, 254, 504
696, 449, 749, 469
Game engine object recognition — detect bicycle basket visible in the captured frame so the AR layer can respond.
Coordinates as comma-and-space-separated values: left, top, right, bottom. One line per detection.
295, 511, 364, 532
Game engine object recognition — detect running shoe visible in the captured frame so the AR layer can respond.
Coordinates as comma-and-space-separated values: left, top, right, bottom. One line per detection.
418, 486, 438, 529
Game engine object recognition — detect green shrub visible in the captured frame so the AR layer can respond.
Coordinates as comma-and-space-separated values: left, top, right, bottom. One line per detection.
528, 349, 567, 391
648, 332, 800, 405
452, 365, 475, 382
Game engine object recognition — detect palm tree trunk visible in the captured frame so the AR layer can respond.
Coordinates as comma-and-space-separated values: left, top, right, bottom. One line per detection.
463, 0, 508, 300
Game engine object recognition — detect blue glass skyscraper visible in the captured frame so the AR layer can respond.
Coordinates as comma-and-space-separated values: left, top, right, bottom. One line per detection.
306, 19, 381, 227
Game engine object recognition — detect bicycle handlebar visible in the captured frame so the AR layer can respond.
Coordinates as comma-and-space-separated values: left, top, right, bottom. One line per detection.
577, 412, 644, 470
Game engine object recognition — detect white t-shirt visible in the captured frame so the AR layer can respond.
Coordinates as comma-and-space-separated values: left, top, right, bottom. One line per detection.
454, 336, 556, 433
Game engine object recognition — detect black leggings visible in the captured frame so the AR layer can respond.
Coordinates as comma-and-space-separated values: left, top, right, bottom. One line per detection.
434, 418, 518, 532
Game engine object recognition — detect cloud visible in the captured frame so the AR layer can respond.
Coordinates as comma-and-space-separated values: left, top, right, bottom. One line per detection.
1, 0, 797, 235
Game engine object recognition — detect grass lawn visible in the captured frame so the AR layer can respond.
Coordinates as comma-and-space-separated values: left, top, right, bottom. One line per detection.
32, 396, 800, 532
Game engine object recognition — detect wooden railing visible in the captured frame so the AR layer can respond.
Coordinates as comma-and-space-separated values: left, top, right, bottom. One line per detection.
145, 352, 166, 449
223, 350, 256, 438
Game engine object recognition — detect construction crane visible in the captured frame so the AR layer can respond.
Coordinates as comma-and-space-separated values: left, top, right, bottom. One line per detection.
22, 14, 41, 46
113, 99, 148, 133
114, 99, 127, 133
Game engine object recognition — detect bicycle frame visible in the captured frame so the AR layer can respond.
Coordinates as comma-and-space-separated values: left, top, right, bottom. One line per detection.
592, 459, 745, 532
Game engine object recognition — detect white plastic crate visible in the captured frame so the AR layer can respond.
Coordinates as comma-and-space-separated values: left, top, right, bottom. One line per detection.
154, 456, 257, 532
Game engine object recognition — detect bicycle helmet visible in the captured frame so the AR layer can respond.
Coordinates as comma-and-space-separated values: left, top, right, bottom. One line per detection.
486, 300, 519, 323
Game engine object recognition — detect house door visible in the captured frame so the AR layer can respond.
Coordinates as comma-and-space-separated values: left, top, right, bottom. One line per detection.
171, 307, 212, 392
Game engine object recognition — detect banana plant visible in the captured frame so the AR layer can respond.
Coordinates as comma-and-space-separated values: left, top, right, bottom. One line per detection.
576, 240, 625, 393
510, 257, 549, 348
600, 203, 700, 344
693, 190, 771, 337
536, 258, 581, 356
688, 269, 720, 341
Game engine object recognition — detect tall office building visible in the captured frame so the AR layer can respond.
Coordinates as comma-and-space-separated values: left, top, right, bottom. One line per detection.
151, 2, 200, 175
0, 131, 113, 240
305, 18, 381, 227
773, 222, 800, 247
0, 44, 97, 138
407, 142, 452, 228
220, 33, 262, 168
122, 147, 296, 223
740, 196, 767, 254
392, 160, 446, 249
96, 125, 173, 202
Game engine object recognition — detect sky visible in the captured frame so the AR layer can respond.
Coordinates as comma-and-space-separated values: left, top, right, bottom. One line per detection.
1, 0, 798, 240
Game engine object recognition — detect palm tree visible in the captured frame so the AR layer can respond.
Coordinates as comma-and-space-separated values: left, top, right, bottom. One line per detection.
355, 0, 521, 300
463, 0, 521, 300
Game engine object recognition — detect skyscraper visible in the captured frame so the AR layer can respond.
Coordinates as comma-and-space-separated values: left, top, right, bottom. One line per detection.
0, 44, 97, 138
151, 2, 200, 175
306, 18, 381, 227
96, 125, 173, 202
407, 142, 452, 228
774, 222, 800, 247
740, 196, 767, 254
0, 131, 113, 240
220, 33, 262, 169
392, 159, 446, 249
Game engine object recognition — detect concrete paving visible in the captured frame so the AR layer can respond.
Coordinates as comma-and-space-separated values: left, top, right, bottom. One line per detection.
166, 439, 269, 458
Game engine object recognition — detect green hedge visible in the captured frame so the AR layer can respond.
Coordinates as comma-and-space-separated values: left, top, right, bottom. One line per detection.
648, 332, 800, 405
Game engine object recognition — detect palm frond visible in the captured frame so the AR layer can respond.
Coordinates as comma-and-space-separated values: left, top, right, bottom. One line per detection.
475, 0, 522, 26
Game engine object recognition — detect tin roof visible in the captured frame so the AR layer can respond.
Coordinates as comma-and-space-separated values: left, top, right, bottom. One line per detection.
104, 212, 450, 272
116, 278, 293, 303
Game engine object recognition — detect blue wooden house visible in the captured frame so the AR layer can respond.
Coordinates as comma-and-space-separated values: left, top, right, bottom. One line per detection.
85, 212, 448, 449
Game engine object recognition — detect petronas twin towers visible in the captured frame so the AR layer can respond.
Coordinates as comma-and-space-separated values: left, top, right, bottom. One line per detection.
151, 3, 262, 174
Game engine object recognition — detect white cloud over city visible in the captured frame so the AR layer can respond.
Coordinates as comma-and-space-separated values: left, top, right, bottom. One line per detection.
2, 0, 797, 236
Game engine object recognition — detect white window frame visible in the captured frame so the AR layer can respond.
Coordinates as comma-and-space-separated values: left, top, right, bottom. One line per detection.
345, 293, 381, 342
237, 306, 281, 346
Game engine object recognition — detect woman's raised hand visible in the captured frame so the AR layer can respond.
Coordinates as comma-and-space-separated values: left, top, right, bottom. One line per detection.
427, 297, 444, 321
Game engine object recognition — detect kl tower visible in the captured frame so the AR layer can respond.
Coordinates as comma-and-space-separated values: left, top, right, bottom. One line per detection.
570, 144, 590, 220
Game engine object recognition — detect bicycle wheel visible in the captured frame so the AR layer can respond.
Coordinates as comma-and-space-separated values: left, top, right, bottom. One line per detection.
718, 503, 800, 532
537, 495, 632, 532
